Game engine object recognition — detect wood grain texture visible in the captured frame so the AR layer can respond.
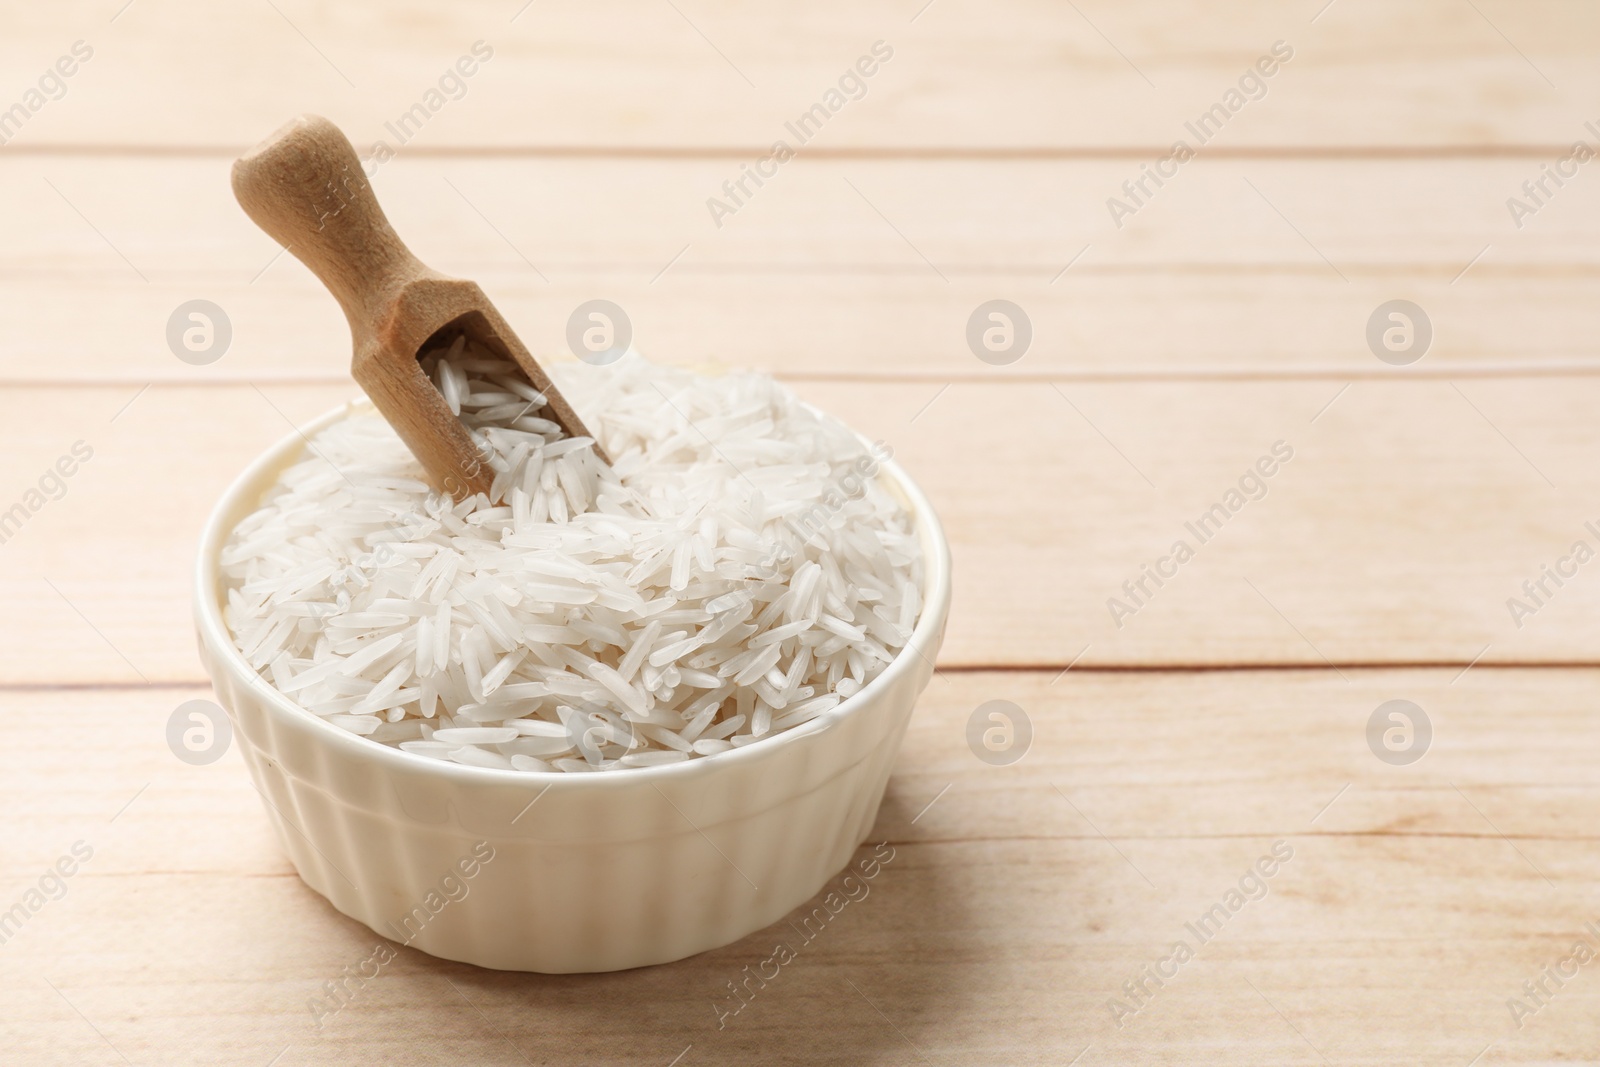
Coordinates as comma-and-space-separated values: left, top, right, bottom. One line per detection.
1, 1, 1596, 149
7, 155, 1600, 274
5, 0, 1597, 1061
1, 156, 1595, 384
2, 670, 1596, 1066
2, 375, 1599, 683
230, 114, 606, 496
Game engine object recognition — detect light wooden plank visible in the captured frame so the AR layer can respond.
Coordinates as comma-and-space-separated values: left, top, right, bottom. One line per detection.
7, 156, 1599, 272
13, 270, 1600, 386
2, 0, 1595, 149
3, 669, 1598, 1064
2, 155, 1598, 382
4, 377, 1600, 683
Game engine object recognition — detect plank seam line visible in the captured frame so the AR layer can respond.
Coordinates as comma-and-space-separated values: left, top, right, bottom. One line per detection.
14, 361, 1600, 389
7, 265, 1597, 281
884, 831, 1600, 844
0, 144, 1579, 160
6, 661, 1594, 692
935, 661, 1600, 674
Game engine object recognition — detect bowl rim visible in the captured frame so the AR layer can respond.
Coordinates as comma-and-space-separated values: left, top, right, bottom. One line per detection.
194, 397, 952, 792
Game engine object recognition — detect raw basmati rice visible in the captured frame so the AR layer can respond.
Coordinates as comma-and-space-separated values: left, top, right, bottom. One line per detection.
220, 343, 922, 773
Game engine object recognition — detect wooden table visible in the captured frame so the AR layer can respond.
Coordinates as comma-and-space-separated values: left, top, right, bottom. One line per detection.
4, 1, 1600, 1062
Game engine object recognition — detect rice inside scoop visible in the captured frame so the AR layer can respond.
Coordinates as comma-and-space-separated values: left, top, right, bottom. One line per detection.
220, 344, 923, 773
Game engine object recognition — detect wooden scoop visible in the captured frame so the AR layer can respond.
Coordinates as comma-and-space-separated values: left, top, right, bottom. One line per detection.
231, 114, 607, 500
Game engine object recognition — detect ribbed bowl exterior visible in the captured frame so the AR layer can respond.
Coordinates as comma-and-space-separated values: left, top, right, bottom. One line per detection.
194, 402, 951, 973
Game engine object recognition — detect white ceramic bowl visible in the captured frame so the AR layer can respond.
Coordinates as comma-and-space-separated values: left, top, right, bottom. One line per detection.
194, 400, 951, 973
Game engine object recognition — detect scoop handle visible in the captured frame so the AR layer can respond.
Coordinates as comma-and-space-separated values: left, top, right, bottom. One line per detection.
231, 115, 427, 341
